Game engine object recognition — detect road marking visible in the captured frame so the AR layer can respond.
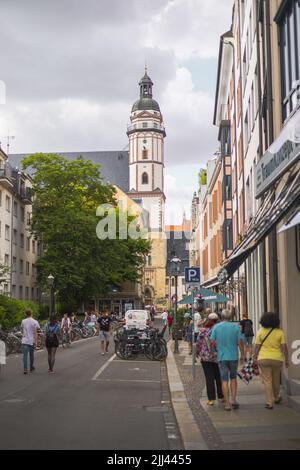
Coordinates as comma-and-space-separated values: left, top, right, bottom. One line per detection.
94, 379, 160, 384
112, 360, 154, 364
91, 354, 116, 381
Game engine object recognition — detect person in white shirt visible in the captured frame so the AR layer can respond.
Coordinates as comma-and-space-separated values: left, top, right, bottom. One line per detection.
161, 310, 168, 326
21, 309, 40, 374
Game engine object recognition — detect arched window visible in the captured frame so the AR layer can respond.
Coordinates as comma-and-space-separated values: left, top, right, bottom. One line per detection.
171, 277, 175, 287
142, 172, 149, 185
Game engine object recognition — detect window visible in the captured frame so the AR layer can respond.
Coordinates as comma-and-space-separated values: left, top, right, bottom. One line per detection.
31, 287, 35, 300
5, 196, 10, 212
0, 190, 2, 206
25, 287, 29, 300
5, 225, 10, 241
19, 286, 23, 300
13, 201, 18, 217
12, 285, 16, 297
142, 149, 148, 159
13, 229, 17, 245
147, 255, 152, 267
21, 207, 25, 222
142, 172, 149, 185
20, 233, 24, 248
26, 237, 30, 251
142, 122, 148, 128
32, 264, 36, 277
32, 240, 36, 253
26, 262, 30, 276
4, 254, 9, 266
277, 1, 300, 121
171, 278, 175, 287
224, 175, 232, 200
26, 212, 31, 225
20, 259, 24, 274
12, 257, 17, 272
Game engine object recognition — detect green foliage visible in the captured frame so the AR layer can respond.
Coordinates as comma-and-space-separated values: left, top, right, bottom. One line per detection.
167, 307, 187, 326
21, 153, 150, 306
198, 168, 207, 187
0, 262, 10, 286
0, 295, 39, 328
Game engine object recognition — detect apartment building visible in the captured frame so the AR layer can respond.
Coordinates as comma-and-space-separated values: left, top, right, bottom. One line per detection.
0, 147, 39, 301
214, 0, 300, 401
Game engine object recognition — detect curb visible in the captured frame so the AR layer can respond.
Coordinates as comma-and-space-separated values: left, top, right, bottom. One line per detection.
166, 341, 208, 450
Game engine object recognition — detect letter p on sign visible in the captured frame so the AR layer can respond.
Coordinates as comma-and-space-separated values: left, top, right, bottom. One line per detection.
185, 268, 200, 284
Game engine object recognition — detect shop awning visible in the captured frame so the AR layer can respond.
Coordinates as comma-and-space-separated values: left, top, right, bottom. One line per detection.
178, 288, 228, 305
278, 207, 300, 234
220, 172, 300, 280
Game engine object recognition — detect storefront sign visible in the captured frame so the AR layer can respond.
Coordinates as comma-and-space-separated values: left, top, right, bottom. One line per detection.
255, 110, 300, 198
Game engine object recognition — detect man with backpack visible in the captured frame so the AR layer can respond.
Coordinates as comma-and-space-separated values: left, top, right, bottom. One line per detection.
240, 313, 254, 361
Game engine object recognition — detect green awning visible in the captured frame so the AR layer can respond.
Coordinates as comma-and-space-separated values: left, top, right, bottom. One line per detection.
178, 288, 228, 305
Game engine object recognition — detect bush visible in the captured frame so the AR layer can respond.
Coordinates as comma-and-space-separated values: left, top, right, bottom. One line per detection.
0, 295, 39, 329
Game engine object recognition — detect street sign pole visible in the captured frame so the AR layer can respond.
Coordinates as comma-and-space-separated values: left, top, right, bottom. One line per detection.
192, 288, 196, 380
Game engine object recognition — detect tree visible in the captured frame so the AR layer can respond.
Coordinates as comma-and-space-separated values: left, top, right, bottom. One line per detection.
22, 153, 150, 306
0, 262, 10, 286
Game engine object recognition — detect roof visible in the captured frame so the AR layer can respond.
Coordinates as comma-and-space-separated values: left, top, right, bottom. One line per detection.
132, 97, 160, 113
8, 151, 129, 193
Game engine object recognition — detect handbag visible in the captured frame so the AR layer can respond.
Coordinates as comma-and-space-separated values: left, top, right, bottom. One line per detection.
238, 328, 275, 385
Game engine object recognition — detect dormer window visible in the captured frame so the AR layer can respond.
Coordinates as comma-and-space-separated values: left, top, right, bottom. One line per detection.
142, 122, 148, 128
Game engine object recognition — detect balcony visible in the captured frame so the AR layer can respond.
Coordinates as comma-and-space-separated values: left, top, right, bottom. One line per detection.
127, 123, 166, 136
20, 186, 32, 205
0, 165, 14, 189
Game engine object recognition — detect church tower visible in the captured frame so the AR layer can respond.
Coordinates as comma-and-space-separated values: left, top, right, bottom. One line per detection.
127, 70, 167, 308
127, 69, 166, 231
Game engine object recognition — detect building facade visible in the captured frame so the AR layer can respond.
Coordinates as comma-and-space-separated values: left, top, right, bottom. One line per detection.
0, 147, 39, 301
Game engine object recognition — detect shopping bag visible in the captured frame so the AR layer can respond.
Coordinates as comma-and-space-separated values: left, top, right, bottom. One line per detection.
237, 357, 259, 384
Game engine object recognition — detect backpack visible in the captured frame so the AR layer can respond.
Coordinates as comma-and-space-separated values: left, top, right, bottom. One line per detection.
46, 323, 58, 340
244, 320, 254, 337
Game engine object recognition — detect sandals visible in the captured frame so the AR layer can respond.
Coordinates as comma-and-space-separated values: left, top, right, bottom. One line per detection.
265, 404, 274, 409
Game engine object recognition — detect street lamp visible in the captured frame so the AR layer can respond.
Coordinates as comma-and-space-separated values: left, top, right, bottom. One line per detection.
171, 256, 181, 354
47, 274, 55, 315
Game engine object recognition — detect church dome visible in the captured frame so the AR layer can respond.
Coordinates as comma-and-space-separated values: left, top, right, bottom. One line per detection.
131, 69, 161, 113
132, 98, 160, 113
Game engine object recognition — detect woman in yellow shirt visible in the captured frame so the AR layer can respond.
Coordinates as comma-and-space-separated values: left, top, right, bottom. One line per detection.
254, 312, 289, 409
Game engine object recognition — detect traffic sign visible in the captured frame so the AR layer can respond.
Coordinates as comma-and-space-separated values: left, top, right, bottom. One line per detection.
185, 267, 200, 284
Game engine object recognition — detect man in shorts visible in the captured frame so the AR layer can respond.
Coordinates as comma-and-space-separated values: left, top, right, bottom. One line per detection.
97, 311, 112, 355
211, 309, 244, 411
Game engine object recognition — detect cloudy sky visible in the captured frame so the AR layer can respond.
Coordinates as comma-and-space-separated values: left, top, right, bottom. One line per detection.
0, 0, 233, 224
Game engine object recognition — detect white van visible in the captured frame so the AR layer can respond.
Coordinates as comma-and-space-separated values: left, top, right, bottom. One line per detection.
124, 310, 151, 330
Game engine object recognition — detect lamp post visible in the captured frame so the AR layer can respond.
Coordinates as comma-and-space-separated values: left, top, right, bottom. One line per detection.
47, 274, 54, 315
171, 256, 181, 354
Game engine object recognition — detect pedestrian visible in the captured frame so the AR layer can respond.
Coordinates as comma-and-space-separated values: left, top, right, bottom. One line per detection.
60, 313, 72, 345
197, 313, 224, 406
184, 319, 193, 355
167, 312, 173, 335
20, 308, 40, 375
161, 309, 168, 326
150, 306, 156, 322
253, 312, 289, 410
240, 313, 254, 361
211, 309, 244, 411
84, 311, 91, 324
97, 311, 112, 355
194, 307, 203, 343
45, 314, 60, 373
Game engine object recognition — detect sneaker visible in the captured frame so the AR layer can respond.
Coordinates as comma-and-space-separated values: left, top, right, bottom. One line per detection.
24, 370, 28, 375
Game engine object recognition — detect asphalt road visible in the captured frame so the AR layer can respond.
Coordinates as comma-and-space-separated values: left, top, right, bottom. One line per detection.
0, 325, 181, 450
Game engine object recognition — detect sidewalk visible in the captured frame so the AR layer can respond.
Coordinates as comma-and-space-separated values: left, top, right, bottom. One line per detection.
167, 340, 300, 450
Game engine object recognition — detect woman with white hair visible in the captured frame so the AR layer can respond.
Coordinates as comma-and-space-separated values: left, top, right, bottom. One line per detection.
197, 313, 224, 406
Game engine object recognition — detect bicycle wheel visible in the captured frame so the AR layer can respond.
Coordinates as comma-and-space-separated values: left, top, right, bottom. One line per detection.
115, 341, 126, 359
151, 339, 168, 361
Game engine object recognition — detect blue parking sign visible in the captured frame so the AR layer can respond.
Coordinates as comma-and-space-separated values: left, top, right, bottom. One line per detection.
185, 267, 200, 284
